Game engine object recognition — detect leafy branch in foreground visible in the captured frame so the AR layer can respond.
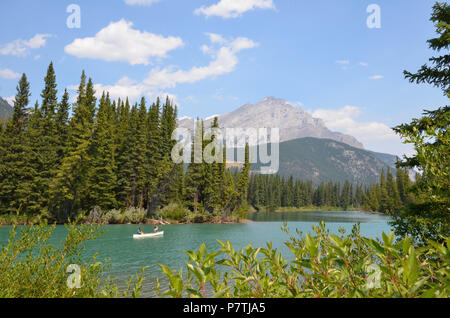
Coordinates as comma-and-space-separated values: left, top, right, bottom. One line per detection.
159, 222, 449, 298
0, 219, 145, 298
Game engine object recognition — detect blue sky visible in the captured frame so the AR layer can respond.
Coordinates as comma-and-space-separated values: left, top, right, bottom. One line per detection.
0, 0, 447, 156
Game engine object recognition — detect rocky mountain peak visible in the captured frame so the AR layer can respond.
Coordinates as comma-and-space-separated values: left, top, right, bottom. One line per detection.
177, 97, 365, 149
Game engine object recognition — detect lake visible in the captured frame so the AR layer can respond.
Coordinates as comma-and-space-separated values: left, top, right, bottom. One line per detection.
0, 210, 392, 297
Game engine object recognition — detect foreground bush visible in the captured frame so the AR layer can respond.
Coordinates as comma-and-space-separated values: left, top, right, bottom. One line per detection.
0, 220, 145, 298
159, 222, 449, 298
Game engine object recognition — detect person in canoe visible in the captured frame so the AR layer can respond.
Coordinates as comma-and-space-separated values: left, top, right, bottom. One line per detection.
153, 226, 159, 233
137, 227, 144, 235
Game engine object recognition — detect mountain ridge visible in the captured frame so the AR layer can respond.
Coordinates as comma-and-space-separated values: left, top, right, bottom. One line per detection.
178, 96, 365, 149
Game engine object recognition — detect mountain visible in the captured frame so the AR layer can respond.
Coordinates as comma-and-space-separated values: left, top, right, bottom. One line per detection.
0, 97, 13, 121
178, 96, 364, 149
251, 137, 395, 185
369, 151, 399, 170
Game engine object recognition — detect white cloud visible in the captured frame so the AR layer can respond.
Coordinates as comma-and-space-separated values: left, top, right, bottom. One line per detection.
70, 34, 256, 105
195, 0, 275, 18
93, 77, 148, 101
124, 0, 162, 6
0, 34, 51, 57
369, 75, 384, 80
359, 62, 369, 67
64, 19, 184, 65
311, 105, 413, 156
336, 60, 350, 65
205, 33, 227, 45
71, 78, 178, 108
0, 68, 20, 79
142, 35, 257, 89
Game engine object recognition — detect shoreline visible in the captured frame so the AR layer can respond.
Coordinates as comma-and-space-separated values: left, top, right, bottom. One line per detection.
0, 208, 386, 226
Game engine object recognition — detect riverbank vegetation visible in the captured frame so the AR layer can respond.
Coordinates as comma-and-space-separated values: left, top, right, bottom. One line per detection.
0, 218, 145, 298
159, 222, 449, 298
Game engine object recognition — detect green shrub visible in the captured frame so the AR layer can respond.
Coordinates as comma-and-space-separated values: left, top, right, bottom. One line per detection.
158, 203, 189, 222
124, 207, 146, 224
0, 219, 145, 298
102, 209, 123, 224
159, 222, 450, 298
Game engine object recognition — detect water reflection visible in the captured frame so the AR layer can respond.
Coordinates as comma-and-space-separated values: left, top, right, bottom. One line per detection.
248, 210, 391, 223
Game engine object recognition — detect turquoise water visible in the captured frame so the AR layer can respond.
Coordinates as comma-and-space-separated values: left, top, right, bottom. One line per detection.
0, 210, 392, 297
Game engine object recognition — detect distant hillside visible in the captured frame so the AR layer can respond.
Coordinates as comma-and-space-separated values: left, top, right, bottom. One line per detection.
250, 137, 395, 185
369, 151, 399, 169
0, 97, 13, 121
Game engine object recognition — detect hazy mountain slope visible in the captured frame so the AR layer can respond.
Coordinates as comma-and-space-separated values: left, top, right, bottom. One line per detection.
251, 137, 395, 185
0, 97, 13, 121
369, 151, 399, 169
178, 97, 364, 149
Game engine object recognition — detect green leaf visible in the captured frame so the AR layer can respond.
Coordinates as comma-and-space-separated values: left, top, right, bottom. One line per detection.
213, 287, 232, 298
407, 246, 419, 287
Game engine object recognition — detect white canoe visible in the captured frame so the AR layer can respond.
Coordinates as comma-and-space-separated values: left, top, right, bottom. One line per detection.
133, 231, 164, 239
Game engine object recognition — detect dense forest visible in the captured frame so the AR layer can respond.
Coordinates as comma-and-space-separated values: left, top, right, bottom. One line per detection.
248, 167, 414, 214
0, 64, 251, 223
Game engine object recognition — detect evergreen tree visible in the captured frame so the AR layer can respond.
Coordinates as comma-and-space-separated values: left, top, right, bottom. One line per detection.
87, 92, 118, 210
145, 98, 163, 212
393, 2, 449, 242
184, 119, 205, 213
31, 62, 60, 217
115, 99, 134, 208
386, 169, 402, 213
51, 72, 97, 220
0, 74, 31, 214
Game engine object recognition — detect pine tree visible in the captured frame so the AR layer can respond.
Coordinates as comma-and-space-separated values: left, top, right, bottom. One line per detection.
55, 89, 70, 161
134, 97, 150, 208
115, 99, 134, 208
87, 92, 118, 210
51, 72, 97, 220
31, 62, 60, 217
379, 169, 390, 213
155, 97, 180, 208
0, 74, 31, 214
386, 169, 402, 213
146, 98, 163, 212
184, 119, 205, 213
235, 142, 251, 208
203, 117, 223, 212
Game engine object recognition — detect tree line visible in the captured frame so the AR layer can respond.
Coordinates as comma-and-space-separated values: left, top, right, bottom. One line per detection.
0, 63, 250, 223
248, 167, 415, 214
